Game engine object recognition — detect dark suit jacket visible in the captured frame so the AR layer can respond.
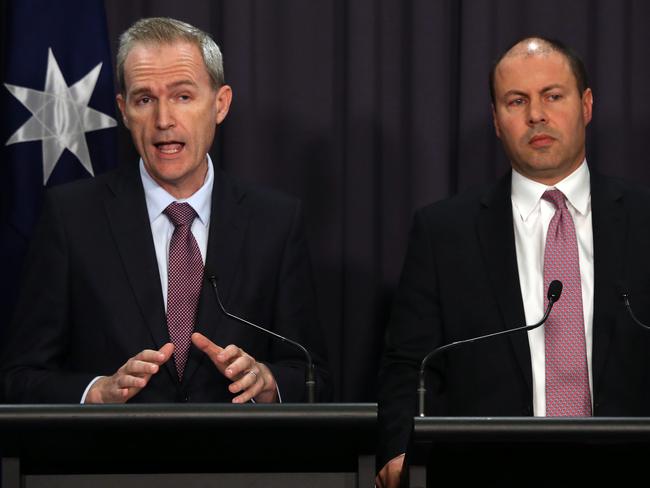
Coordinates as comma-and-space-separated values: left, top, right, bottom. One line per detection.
377, 171, 650, 467
1, 162, 330, 403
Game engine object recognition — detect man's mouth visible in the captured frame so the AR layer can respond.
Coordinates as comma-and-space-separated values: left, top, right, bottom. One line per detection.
154, 141, 185, 154
528, 134, 555, 148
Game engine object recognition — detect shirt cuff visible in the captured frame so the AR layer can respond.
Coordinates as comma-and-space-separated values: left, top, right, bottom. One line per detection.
81, 376, 104, 404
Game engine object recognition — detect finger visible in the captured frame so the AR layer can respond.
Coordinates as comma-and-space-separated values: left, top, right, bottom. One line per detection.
224, 354, 255, 380
91, 376, 135, 404
192, 332, 224, 363
105, 387, 131, 403
157, 342, 175, 362
116, 374, 148, 389
232, 373, 264, 404
123, 358, 161, 376
229, 368, 259, 393
132, 347, 169, 364
217, 344, 243, 363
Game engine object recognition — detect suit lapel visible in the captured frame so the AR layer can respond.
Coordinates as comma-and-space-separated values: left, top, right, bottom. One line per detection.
590, 173, 626, 396
103, 164, 177, 382
182, 168, 250, 385
477, 173, 532, 390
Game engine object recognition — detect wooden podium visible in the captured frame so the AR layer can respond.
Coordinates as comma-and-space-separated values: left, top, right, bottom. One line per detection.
405, 417, 650, 487
0, 403, 377, 488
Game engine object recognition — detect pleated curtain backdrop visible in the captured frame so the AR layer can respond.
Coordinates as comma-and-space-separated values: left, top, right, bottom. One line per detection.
3, 0, 650, 401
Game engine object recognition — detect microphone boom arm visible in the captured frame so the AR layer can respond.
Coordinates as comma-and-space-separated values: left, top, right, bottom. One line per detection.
208, 276, 316, 403
417, 280, 562, 417
621, 293, 650, 331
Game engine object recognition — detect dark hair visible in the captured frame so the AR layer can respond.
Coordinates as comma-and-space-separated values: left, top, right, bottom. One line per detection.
488, 37, 589, 104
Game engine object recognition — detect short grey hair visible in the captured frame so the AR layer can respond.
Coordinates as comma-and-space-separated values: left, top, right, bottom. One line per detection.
117, 17, 224, 93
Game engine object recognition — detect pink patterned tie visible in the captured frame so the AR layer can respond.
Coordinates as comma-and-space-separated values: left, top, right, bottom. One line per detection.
542, 189, 591, 416
164, 202, 204, 380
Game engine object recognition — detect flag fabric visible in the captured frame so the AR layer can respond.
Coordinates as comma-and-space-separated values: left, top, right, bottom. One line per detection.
0, 0, 118, 335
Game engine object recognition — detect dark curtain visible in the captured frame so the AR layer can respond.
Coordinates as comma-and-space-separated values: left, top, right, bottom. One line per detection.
3, 0, 650, 401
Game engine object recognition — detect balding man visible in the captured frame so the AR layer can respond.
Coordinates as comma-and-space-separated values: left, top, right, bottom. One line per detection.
376, 37, 650, 487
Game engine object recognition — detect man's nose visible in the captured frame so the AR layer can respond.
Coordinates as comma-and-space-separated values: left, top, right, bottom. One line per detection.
155, 100, 175, 130
527, 98, 547, 126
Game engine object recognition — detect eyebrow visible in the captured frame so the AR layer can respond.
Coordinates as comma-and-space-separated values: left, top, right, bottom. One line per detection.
128, 79, 198, 98
166, 79, 198, 90
502, 84, 566, 99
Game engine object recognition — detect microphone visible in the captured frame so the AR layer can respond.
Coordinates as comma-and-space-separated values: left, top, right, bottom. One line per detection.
620, 288, 650, 331
207, 275, 316, 403
417, 280, 563, 416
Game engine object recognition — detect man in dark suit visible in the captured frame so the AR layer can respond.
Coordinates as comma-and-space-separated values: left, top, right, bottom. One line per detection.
376, 37, 650, 487
1, 17, 330, 404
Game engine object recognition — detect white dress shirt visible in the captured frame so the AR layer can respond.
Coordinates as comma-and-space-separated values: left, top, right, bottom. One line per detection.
140, 156, 213, 307
511, 160, 594, 416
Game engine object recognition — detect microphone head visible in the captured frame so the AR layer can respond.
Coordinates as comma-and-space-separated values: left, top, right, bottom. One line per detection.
547, 280, 563, 303
615, 281, 629, 302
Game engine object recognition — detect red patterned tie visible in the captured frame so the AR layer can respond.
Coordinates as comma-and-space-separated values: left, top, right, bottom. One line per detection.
542, 189, 592, 416
164, 202, 204, 380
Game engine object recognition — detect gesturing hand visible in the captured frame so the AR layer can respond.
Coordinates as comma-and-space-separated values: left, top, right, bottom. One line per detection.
85, 343, 174, 404
192, 332, 278, 403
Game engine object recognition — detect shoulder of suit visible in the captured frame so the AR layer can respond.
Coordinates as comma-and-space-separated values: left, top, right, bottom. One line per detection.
44, 166, 120, 203
592, 171, 650, 206
415, 178, 505, 222
220, 170, 301, 212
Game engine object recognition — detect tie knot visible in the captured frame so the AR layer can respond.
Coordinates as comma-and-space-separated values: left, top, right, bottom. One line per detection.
542, 189, 567, 210
164, 202, 197, 227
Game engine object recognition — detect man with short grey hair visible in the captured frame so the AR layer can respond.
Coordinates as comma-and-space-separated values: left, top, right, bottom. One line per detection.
1, 17, 331, 404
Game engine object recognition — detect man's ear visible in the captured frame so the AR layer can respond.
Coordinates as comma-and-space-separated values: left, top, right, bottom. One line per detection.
582, 88, 593, 127
215, 85, 233, 125
116, 93, 129, 129
492, 103, 501, 138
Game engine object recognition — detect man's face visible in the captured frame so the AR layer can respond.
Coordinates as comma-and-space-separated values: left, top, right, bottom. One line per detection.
117, 41, 231, 198
492, 48, 593, 185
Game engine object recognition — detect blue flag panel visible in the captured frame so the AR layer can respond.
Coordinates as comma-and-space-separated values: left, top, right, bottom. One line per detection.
0, 0, 118, 332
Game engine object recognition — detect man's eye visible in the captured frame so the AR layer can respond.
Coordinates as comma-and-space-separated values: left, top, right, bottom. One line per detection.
137, 96, 152, 105
547, 94, 563, 101
178, 95, 191, 102
508, 98, 525, 107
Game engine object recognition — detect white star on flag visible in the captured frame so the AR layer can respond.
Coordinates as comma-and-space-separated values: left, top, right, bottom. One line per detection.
4, 48, 117, 184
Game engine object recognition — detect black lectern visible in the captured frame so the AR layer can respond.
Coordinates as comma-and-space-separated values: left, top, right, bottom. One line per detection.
0, 403, 376, 488
405, 417, 650, 487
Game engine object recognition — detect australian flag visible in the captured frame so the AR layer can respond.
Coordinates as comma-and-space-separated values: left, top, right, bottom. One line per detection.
0, 0, 117, 336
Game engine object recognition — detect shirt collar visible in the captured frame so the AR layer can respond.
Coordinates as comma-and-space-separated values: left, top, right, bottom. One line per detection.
140, 154, 214, 226
511, 159, 590, 221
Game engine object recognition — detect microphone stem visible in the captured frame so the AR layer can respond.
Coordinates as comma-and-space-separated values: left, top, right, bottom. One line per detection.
417, 299, 554, 417
622, 294, 650, 331
208, 276, 316, 403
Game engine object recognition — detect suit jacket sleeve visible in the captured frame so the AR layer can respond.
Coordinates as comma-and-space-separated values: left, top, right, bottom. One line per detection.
1, 190, 96, 402
264, 200, 332, 402
377, 208, 445, 468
